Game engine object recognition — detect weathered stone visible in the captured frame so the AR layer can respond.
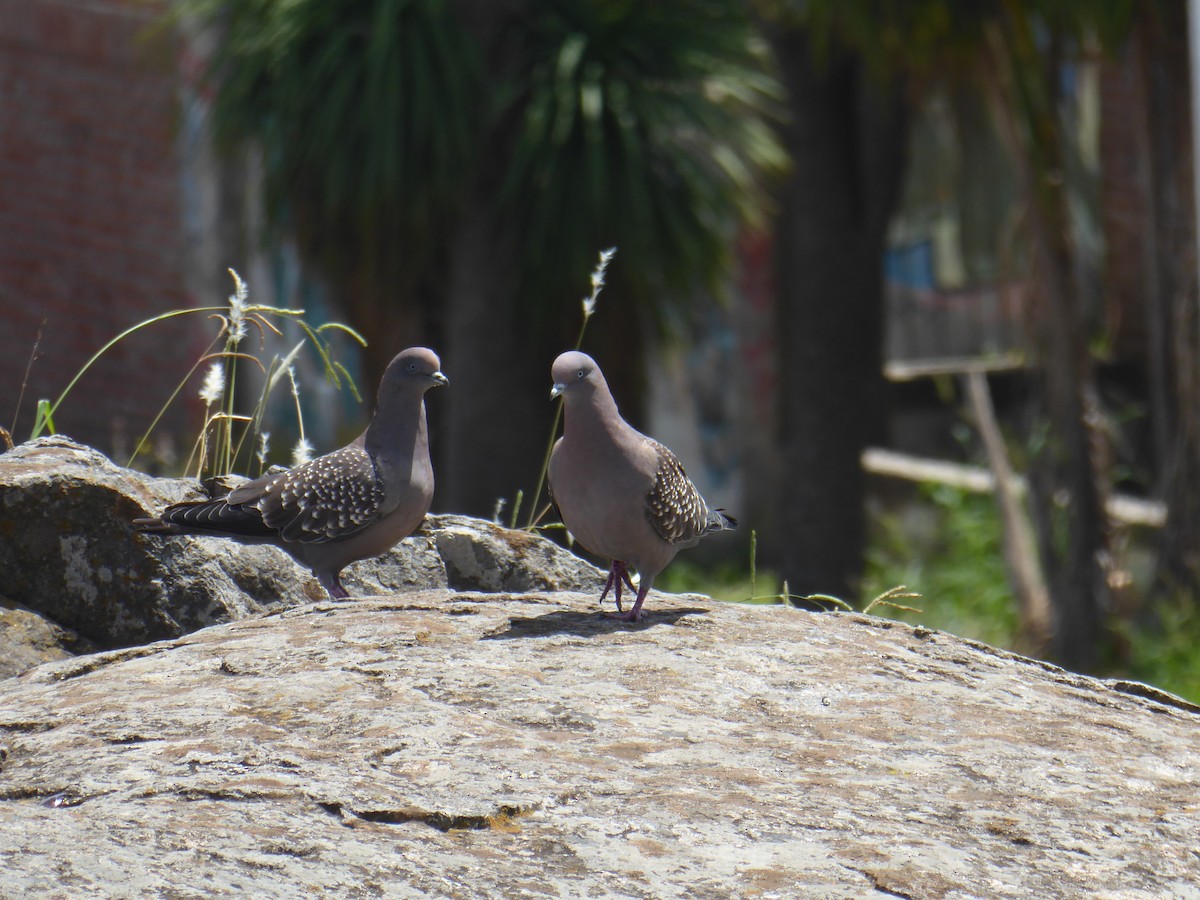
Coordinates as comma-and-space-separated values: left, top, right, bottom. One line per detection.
0, 435, 290, 648
432, 514, 604, 593
0, 598, 95, 679
0, 591, 1196, 897
0, 437, 602, 665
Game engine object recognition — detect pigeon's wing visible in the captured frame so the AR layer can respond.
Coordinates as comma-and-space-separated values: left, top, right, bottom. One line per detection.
643, 440, 713, 546
243, 445, 388, 544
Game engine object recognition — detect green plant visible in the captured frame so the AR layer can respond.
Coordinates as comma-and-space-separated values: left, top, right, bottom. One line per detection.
1118, 598, 1200, 704
499, 3, 784, 317
864, 483, 1019, 647
657, 527, 923, 616
864, 483, 1200, 701
656, 556, 766, 605
30, 269, 365, 479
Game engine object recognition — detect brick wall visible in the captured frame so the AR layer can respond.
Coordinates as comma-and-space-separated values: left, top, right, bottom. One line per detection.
0, 0, 201, 460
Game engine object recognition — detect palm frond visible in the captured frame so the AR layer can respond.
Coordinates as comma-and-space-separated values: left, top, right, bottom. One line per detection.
182, 0, 482, 285
498, 0, 785, 332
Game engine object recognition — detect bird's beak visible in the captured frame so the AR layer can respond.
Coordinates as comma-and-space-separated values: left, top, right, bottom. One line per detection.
431, 371, 449, 387
550, 383, 565, 400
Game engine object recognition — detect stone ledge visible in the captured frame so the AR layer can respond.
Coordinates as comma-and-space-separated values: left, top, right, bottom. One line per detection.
0, 590, 1196, 896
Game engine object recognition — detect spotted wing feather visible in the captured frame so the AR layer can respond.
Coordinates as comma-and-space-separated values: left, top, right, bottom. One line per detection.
644, 440, 714, 545
243, 445, 387, 544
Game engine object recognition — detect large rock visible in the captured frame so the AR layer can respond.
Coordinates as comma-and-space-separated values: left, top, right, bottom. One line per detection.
431, 514, 603, 593
0, 590, 1197, 897
0, 598, 95, 679
0, 437, 603, 661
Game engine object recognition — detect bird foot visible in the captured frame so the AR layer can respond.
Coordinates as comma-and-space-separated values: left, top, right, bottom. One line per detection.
319, 573, 350, 600
598, 561, 636, 613
605, 608, 645, 623
605, 581, 649, 623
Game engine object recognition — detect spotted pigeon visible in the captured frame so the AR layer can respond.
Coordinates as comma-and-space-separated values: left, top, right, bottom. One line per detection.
134, 347, 448, 599
547, 350, 736, 621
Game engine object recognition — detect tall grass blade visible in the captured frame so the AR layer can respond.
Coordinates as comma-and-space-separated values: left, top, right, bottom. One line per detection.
524, 247, 617, 528
12, 317, 46, 436
32, 399, 55, 437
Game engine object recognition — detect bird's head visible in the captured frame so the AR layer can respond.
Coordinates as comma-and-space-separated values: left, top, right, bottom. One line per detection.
550, 351, 600, 401
382, 347, 449, 398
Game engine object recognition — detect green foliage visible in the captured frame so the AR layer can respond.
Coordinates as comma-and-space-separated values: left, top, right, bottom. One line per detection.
1119, 599, 1200, 705
864, 483, 1200, 703
499, 1, 785, 325
181, 0, 782, 339
660, 552, 922, 618
767, 0, 1139, 79
182, 0, 480, 285
863, 484, 1020, 648
648, 481, 1200, 703
657, 556, 766, 605
764, 0, 989, 78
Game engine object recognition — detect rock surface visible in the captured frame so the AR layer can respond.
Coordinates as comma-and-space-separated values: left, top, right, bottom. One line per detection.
0, 598, 95, 679
0, 437, 602, 662
1, 590, 1197, 898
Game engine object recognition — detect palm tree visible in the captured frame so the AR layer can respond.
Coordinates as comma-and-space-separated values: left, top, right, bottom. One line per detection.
183, 0, 781, 517
185, 0, 481, 383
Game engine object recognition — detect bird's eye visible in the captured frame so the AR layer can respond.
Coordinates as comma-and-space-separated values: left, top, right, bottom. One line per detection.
576, 368, 587, 380
407, 362, 418, 373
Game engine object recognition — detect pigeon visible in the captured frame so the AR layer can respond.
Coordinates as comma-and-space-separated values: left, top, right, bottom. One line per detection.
547, 350, 736, 621
134, 347, 448, 599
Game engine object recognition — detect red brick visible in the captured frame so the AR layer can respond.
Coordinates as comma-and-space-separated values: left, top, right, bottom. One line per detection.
0, 0, 197, 453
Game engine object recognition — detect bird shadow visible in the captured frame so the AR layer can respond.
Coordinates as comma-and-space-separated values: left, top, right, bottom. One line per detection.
483, 606, 709, 640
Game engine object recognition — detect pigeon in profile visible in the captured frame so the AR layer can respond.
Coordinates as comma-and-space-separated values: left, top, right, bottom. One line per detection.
547, 350, 736, 621
134, 347, 447, 598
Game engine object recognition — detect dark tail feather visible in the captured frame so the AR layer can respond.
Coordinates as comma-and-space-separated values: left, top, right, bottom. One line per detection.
132, 499, 272, 539
131, 516, 182, 534
707, 508, 737, 532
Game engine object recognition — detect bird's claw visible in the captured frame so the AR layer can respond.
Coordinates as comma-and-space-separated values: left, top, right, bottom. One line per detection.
599, 561, 634, 612
605, 609, 644, 623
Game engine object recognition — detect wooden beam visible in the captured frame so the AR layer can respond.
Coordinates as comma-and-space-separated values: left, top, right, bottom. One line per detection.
884, 354, 1027, 382
862, 447, 1166, 528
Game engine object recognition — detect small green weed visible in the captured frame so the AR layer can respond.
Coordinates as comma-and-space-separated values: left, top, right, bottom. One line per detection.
1118, 598, 1200, 703
657, 556, 766, 604
864, 483, 1019, 648
28, 269, 365, 479
657, 529, 922, 615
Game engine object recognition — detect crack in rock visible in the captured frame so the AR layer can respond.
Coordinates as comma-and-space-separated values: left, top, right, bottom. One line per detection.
44, 645, 173, 682
1106, 680, 1200, 714
844, 866, 919, 899
319, 799, 534, 832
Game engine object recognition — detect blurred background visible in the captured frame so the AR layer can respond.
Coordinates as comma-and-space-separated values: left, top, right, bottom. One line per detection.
2, 0, 1198, 696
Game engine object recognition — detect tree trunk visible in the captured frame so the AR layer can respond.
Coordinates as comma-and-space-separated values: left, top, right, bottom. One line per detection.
436, 0, 546, 520
985, 17, 1112, 671
764, 29, 908, 602
1022, 247, 1112, 671
1136, 3, 1200, 598
437, 198, 547, 518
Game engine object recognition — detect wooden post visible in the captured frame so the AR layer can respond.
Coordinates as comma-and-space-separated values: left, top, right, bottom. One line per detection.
963, 371, 1053, 656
